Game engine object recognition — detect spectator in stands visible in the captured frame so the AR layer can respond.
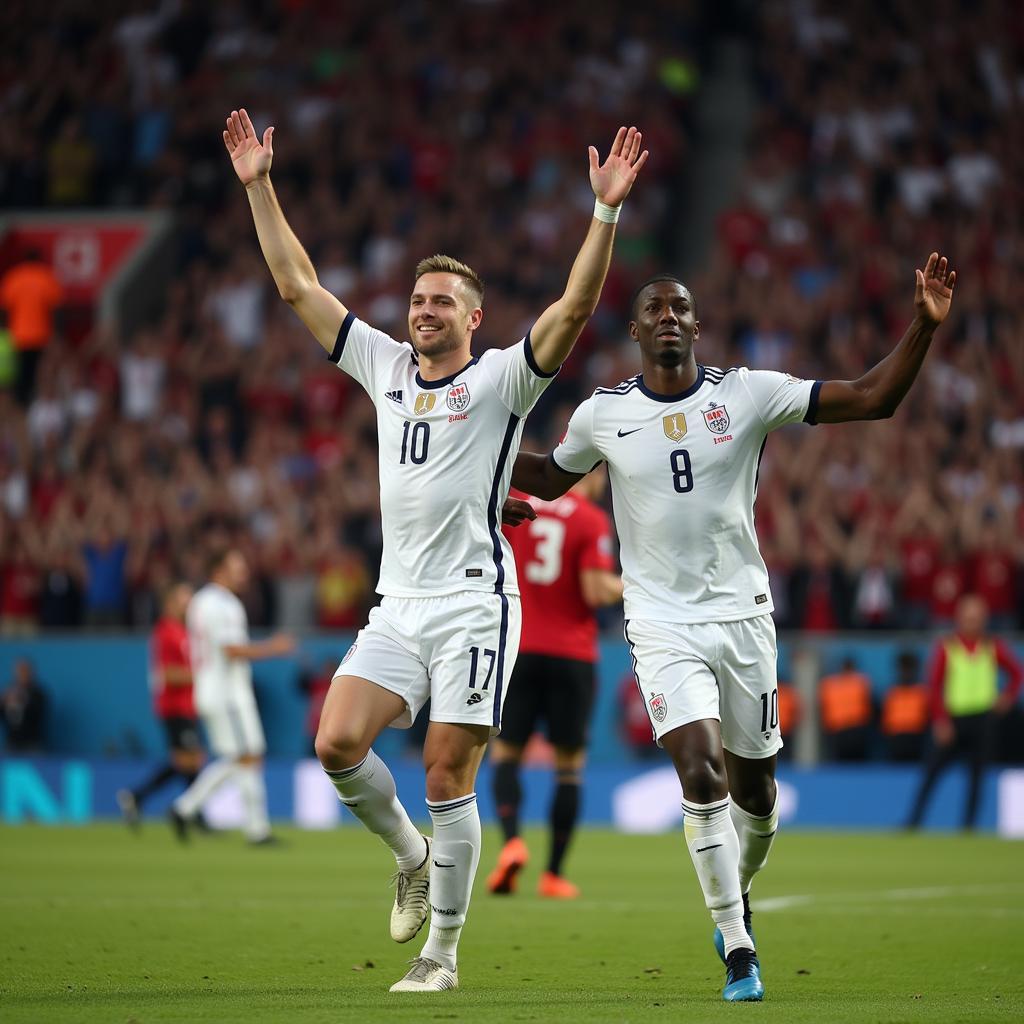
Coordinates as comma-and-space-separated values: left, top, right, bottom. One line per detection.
0, 247, 63, 405
881, 651, 929, 762
1, 658, 48, 752
907, 594, 1023, 830
818, 656, 875, 761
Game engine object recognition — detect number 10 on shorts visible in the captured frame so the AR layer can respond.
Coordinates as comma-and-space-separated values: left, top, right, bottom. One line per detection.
468, 646, 496, 689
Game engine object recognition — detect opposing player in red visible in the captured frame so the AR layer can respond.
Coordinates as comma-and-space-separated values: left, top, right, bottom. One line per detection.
488, 470, 622, 898
118, 582, 204, 827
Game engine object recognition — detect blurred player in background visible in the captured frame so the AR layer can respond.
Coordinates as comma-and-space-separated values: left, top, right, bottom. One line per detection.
118, 582, 202, 828
512, 252, 956, 1001
907, 594, 1022, 830
222, 106, 646, 991
170, 547, 294, 844
488, 469, 622, 899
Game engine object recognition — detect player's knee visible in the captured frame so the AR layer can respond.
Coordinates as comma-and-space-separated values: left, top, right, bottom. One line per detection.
731, 773, 776, 816
678, 756, 728, 804
314, 724, 369, 771
423, 758, 473, 803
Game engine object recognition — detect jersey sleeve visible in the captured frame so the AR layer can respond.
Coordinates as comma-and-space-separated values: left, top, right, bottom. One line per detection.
740, 368, 822, 431
479, 330, 558, 417
327, 311, 412, 398
578, 506, 616, 572
551, 396, 602, 475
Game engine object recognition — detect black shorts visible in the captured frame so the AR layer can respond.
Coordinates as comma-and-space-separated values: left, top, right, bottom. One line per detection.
500, 653, 595, 750
162, 716, 202, 753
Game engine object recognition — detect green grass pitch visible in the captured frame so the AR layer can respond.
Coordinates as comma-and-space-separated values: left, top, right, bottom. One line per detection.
1, 823, 1022, 1023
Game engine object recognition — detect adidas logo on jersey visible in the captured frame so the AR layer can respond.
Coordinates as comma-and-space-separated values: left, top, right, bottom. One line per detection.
385, 390, 403, 404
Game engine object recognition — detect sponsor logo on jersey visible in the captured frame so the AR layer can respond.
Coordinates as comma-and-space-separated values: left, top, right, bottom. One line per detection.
385, 389, 403, 405
649, 693, 668, 723
617, 427, 642, 437
414, 393, 436, 415
755, 593, 768, 604
662, 413, 687, 442
447, 382, 471, 412
449, 413, 468, 423
702, 402, 730, 434
466, 692, 484, 706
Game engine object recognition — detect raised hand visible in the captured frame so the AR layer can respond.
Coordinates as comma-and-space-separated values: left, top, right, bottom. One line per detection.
589, 126, 649, 208
914, 252, 956, 326
223, 108, 274, 186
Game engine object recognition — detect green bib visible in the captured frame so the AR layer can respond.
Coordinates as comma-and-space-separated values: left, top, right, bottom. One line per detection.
944, 639, 997, 716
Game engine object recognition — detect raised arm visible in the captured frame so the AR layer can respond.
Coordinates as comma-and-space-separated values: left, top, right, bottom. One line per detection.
511, 451, 582, 501
815, 253, 956, 423
528, 127, 648, 374
223, 108, 346, 353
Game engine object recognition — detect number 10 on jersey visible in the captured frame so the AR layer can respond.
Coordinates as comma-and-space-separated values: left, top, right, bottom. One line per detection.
400, 421, 430, 465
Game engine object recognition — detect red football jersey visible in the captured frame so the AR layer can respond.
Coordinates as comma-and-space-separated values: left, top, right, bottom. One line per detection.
505, 489, 615, 662
151, 617, 195, 719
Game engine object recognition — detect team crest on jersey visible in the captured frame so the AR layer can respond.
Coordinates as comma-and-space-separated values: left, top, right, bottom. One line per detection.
662, 413, 687, 442
649, 693, 668, 723
702, 402, 730, 434
446, 382, 471, 412
414, 393, 436, 415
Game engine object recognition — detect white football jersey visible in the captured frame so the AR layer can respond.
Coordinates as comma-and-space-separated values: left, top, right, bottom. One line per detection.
187, 583, 252, 710
553, 366, 821, 624
330, 313, 556, 597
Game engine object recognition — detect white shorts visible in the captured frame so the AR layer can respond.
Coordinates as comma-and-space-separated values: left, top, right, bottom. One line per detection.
199, 692, 266, 758
623, 614, 782, 759
335, 591, 522, 735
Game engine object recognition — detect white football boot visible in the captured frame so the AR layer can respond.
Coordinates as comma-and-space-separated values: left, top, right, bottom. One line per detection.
389, 836, 430, 942
389, 956, 459, 992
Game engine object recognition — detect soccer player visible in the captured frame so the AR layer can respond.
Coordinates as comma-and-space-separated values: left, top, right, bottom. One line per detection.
222, 107, 647, 991
118, 582, 203, 827
170, 547, 294, 844
510, 253, 956, 1001
488, 470, 622, 899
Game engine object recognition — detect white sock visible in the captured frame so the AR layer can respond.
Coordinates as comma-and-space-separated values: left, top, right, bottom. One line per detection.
174, 758, 238, 818
420, 794, 480, 971
324, 750, 426, 871
237, 764, 271, 841
682, 797, 752, 956
731, 789, 779, 895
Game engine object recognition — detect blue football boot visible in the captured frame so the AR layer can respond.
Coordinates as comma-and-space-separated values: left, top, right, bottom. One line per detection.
723, 947, 764, 1002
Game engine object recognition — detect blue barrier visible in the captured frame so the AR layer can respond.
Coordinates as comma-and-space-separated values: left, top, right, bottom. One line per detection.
1, 757, 1012, 833
0, 633, 1019, 762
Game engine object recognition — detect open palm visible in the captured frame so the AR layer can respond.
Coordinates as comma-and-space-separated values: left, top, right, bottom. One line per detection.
589, 126, 649, 208
915, 252, 956, 325
223, 108, 274, 186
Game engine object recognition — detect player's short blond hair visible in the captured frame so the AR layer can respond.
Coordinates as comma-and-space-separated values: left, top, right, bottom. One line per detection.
414, 254, 484, 308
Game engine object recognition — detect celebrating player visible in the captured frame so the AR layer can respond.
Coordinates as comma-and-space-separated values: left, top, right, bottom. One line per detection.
223, 108, 647, 991
118, 582, 202, 828
488, 470, 622, 899
170, 547, 294, 844
510, 253, 956, 1001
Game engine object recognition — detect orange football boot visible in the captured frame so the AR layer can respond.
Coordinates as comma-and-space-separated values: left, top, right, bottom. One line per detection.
486, 836, 529, 894
537, 871, 580, 899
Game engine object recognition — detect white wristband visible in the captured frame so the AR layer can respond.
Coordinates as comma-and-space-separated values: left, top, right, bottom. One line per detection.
594, 199, 621, 224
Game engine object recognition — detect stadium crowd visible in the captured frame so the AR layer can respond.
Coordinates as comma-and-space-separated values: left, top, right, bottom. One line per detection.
0, 0, 1022, 635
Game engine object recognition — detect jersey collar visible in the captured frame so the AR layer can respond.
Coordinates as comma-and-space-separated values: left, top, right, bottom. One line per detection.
636, 365, 705, 402
415, 357, 479, 389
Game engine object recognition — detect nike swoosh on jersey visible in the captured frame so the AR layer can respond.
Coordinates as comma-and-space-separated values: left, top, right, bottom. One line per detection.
617, 427, 643, 437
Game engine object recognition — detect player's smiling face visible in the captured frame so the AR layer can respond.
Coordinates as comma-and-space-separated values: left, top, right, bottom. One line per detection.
408, 272, 482, 358
629, 281, 699, 367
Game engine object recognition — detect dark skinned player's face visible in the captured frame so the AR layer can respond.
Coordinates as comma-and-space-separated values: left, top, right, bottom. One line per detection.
628, 281, 699, 367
